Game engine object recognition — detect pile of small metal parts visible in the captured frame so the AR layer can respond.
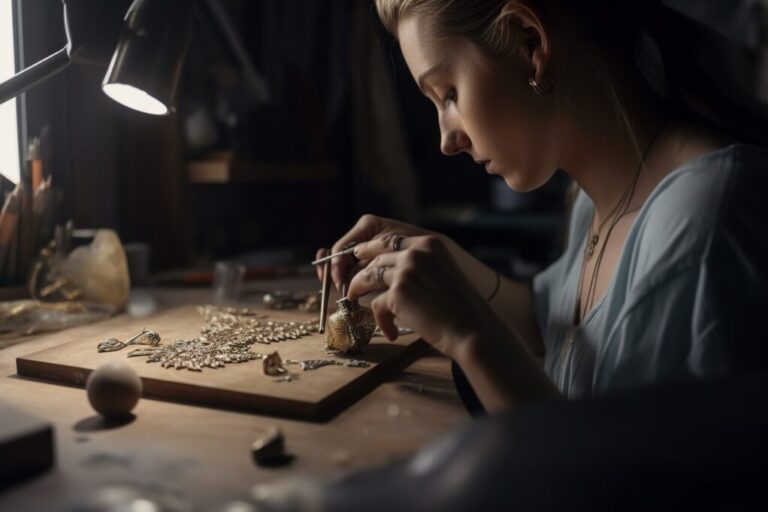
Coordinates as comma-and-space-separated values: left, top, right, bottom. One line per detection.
97, 306, 374, 377
121, 306, 320, 371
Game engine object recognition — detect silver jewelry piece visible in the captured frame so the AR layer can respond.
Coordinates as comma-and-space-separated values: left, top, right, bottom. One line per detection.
373, 326, 414, 337
528, 76, 553, 96
299, 359, 342, 371
97, 329, 161, 353
376, 266, 387, 288
117, 306, 318, 371
345, 359, 371, 368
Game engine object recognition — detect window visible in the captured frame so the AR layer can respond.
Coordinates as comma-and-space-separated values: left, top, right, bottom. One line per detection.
0, 0, 20, 185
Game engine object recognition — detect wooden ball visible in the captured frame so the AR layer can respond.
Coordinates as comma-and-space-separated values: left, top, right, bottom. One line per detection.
86, 361, 142, 418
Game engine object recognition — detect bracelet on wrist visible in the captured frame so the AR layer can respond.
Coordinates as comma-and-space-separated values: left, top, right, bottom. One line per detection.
486, 270, 501, 302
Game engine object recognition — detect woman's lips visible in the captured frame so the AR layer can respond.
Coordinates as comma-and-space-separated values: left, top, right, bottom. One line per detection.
474, 158, 495, 174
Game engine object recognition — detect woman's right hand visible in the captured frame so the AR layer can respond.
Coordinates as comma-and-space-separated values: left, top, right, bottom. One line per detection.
318, 213, 545, 359
316, 214, 438, 291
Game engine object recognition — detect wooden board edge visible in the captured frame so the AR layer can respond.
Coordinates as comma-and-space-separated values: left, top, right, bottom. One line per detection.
16, 354, 316, 419
313, 339, 432, 421
16, 356, 320, 420
16, 339, 432, 422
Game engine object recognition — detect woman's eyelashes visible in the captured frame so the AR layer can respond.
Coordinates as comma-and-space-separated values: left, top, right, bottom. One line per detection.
441, 88, 457, 108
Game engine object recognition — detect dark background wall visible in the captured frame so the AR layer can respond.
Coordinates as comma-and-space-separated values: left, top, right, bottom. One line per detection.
15, 0, 568, 278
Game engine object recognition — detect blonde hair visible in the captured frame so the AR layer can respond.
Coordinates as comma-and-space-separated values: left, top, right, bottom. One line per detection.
375, 0, 531, 59
375, 0, 652, 165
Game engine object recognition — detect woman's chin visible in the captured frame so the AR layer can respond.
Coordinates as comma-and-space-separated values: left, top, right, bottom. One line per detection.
501, 174, 539, 193
499, 168, 554, 193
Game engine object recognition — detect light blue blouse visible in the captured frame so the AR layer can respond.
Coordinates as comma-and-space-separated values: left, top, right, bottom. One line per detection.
533, 144, 768, 398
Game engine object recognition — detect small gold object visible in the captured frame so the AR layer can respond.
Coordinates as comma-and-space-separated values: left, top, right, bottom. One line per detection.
263, 351, 289, 376
325, 298, 376, 353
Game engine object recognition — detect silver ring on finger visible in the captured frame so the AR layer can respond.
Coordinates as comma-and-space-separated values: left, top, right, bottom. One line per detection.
392, 235, 405, 252
376, 266, 388, 288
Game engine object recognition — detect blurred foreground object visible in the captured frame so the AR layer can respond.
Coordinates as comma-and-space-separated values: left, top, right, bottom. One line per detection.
0, 402, 54, 488
241, 373, 768, 512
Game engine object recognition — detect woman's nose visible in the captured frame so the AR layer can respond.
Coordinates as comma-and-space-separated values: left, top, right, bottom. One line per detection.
440, 128, 471, 156
439, 116, 470, 156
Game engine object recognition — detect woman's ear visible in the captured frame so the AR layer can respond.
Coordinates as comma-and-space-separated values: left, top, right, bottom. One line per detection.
496, 1, 552, 86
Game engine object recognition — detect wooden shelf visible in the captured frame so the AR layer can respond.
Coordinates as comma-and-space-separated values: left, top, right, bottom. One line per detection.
187, 151, 337, 184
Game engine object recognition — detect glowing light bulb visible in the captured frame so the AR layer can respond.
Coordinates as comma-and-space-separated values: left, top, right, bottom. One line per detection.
102, 83, 168, 116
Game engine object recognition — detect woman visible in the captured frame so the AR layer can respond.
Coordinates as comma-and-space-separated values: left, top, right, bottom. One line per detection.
317, 0, 768, 412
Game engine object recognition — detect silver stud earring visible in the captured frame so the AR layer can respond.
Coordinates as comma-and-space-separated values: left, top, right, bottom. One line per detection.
529, 76, 553, 96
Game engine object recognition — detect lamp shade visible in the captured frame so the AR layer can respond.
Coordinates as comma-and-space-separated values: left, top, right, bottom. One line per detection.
102, 0, 193, 115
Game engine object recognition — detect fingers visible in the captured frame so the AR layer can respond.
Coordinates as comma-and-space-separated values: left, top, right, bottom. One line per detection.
371, 293, 398, 341
330, 215, 382, 291
352, 233, 410, 262
315, 248, 328, 281
346, 252, 398, 301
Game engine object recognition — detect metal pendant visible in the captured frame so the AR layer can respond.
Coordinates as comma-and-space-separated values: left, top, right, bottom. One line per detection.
325, 298, 376, 354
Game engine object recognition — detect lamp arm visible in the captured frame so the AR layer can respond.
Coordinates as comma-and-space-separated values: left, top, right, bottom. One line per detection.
0, 46, 71, 106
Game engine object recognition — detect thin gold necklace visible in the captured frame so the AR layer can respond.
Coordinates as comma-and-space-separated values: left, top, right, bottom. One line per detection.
575, 120, 667, 325
558, 122, 666, 392
584, 172, 638, 260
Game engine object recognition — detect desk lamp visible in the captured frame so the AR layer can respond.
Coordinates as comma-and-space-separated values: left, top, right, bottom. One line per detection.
0, 0, 194, 115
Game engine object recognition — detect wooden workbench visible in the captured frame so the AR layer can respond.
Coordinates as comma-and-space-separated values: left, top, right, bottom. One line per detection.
0, 280, 469, 511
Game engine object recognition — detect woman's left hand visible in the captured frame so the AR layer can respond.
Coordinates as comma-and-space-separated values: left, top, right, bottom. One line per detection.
346, 235, 491, 360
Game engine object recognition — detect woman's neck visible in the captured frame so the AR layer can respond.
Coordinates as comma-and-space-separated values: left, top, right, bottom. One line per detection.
557, 65, 672, 224
557, 59, 736, 224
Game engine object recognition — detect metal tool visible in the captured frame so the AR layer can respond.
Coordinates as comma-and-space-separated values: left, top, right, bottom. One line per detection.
310, 244, 357, 266
319, 259, 332, 334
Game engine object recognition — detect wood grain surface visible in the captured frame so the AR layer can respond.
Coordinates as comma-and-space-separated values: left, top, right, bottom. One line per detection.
0, 285, 468, 511
16, 305, 428, 420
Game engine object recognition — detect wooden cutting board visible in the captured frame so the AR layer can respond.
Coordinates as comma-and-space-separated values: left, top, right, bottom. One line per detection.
16, 305, 427, 421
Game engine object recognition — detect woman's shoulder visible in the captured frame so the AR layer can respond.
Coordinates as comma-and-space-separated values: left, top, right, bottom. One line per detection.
643, 142, 768, 227
650, 142, 768, 202
629, 143, 768, 285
